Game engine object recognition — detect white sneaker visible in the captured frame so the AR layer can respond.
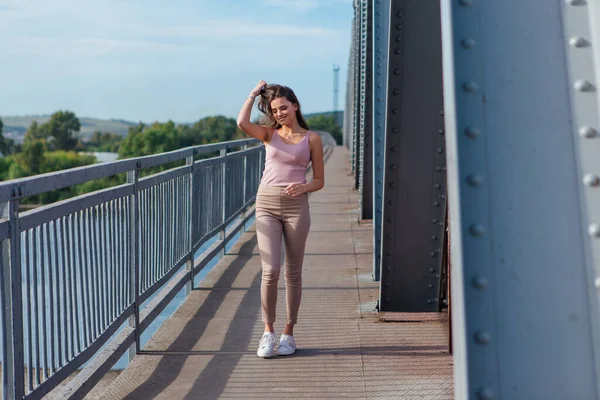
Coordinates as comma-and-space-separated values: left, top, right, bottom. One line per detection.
277, 334, 296, 356
257, 332, 276, 358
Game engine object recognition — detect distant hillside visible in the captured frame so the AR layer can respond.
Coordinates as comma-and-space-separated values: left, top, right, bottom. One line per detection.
2, 115, 138, 142
305, 110, 344, 127
2, 111, 345, 143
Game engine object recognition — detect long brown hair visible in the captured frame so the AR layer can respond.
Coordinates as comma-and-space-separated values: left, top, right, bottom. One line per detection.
257, 84, 310, 130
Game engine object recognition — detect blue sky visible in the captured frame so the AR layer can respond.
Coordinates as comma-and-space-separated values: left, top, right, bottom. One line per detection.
0, 0, 353, 123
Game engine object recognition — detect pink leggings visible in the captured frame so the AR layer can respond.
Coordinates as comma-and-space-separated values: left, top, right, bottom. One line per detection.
255, 184, 311, 325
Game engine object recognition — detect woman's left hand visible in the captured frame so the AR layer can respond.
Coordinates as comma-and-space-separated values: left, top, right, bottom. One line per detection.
285, 183, 306, 197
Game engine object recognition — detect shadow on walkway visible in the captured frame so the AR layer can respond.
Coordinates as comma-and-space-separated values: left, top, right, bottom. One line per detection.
120, 237, 261, 400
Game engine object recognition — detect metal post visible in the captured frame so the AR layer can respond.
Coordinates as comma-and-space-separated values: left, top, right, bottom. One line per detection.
372, 0, 390, 281
359, 0, 373, 220
186, 154, 195, 295
1, 199, 25, 400
242, 144, 248, 212
220, 148, 227, 257
353, 0, 362, 190
379, 0, 446, 312
127, 167, 140, 360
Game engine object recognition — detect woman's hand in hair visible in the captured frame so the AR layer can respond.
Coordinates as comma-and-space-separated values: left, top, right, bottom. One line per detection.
237, 80, 272, 142
251, 80, 267, 97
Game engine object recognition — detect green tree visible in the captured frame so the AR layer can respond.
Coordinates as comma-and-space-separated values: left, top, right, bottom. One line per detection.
0, 116, 6, 155
16, 139, 47, 176
87, 131, 123, 152
183, 115, 243, 146
23, 121, 47, 143
306, 114, 342, 145
45, 110, 81, 151
118, 121, 179, 159
0, 155, 14, 181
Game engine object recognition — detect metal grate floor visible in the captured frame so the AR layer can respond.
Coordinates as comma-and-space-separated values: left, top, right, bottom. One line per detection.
94, 147, 454, 400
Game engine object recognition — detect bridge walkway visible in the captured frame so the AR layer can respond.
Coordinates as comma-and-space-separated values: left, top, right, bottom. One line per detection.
97, 147, 453, 399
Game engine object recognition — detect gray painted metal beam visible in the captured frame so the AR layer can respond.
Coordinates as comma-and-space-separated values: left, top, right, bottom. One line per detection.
379, 0, 446, 312
353, 0, 362, 190
372, 0, 390, 281
441, 0, 600, 398
359, 0, 373, 220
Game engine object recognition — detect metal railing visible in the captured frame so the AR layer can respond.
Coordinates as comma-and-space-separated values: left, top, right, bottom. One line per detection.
0, 138, 263, 400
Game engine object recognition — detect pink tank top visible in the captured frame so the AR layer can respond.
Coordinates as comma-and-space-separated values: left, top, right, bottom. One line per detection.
260, 129, 312, 186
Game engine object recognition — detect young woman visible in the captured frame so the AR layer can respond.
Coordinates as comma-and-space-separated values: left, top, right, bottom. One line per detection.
237, 80, 325, 357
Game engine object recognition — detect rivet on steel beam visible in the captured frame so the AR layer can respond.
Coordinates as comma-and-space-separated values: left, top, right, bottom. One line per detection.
393, 89, 400, 95
386, 267, 391, 272
436, 166, 442, 172
434, 202, 440, 207
430, 252, 436, 258
392, 108, 399, 114
429, 268, 435, 273
461, 38, 476, 49
465, 126, 481, 139
387, 217, 393, 223
389, 182, 395, 188
477, 388, 494, 400
395, 48, 402, 55
463, 81, 479, 93
579, 126, 597, 138
387, 234, 392, 239
397, 11, 403, 17
429, 284, 435, 288
435, 184, 442, 189
396, 24, 403, 30
574, 80, 595, 92
391, 146, 397, 152
589, 224, 600, 238
386, 283, 392, 288
437, 148, 444, 154
467, 174, 484, 187
469, 224, 485, 237
432, 218, 439, 224
569, 37, 588, 48
583, 174, 600, 187
438, 129, 445, 135
474, 331, 491, 345
395, 36, 402, 42
472, 276, 488, 289
439, 109, 444, 116
386, 251, 392, 255
390, 164, 397, 170
432, 236, 438, 241
385, 297, 391, 302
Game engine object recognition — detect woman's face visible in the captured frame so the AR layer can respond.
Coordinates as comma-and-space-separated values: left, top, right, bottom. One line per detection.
270, 97, 298, 126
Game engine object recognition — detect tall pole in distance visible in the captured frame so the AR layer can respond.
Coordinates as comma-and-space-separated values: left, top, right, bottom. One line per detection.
333, 64, 340, 114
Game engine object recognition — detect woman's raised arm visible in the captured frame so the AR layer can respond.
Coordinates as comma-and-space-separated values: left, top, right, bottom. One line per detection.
237, 80, 272, 142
